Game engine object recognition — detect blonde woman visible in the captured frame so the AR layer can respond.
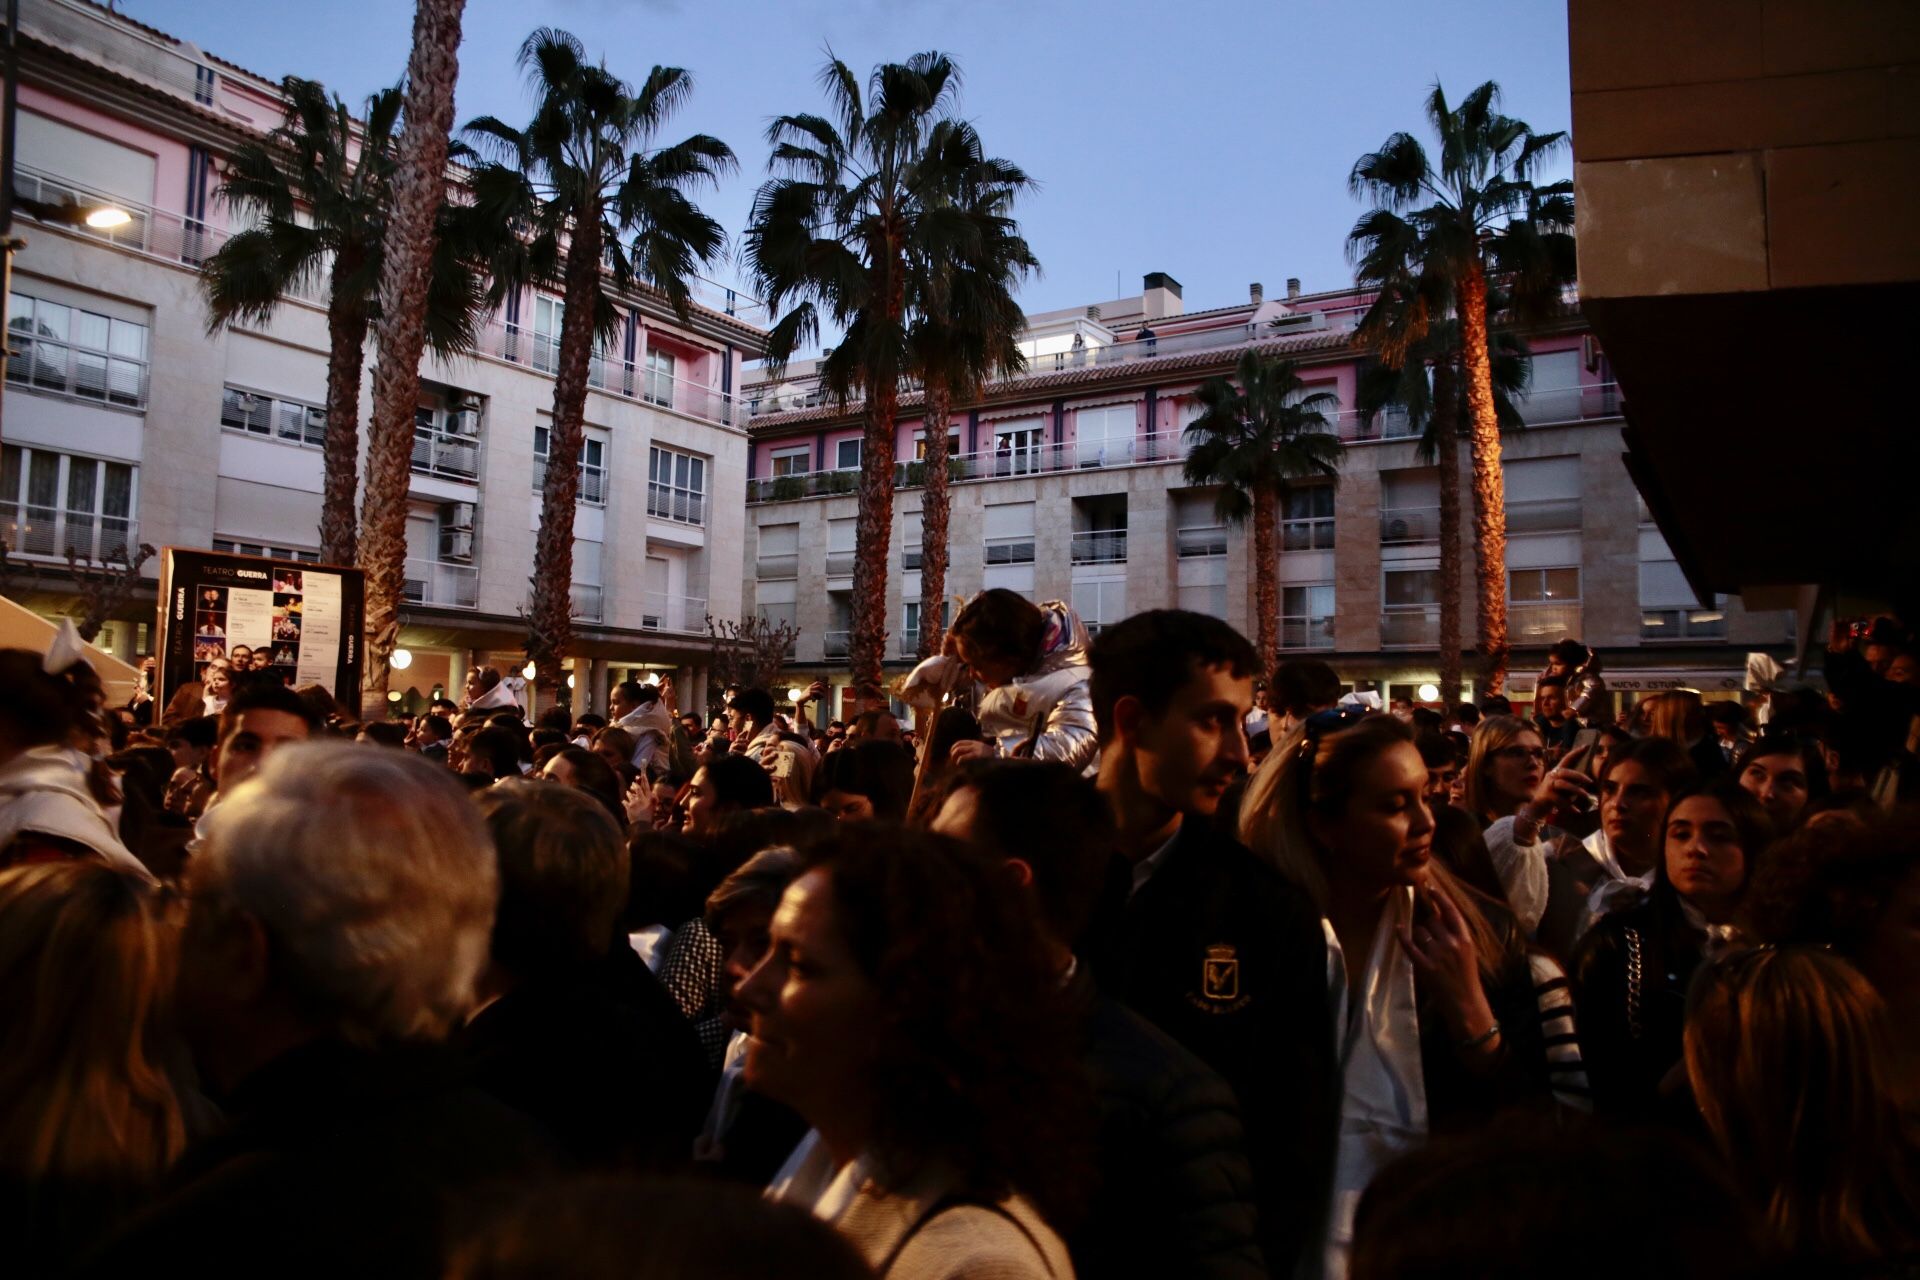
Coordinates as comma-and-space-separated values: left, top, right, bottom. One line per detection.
0, 862, 186, 1274
1241, 711, 1567, 1280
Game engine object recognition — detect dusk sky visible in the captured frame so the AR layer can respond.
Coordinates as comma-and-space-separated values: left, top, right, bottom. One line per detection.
132, 0, 1573, 327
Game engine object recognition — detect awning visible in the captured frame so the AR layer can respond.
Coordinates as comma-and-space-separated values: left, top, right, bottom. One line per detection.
0, 593, 143, 704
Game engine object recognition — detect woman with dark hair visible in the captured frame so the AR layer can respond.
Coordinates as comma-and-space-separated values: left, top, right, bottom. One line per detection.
1240, 712, 1567, 1278
1570, 780, 1774, 1117
1732, 734, 1828, 833
542, 745, 629, 831
813, 739, 915, 821
1684, 947, 1920, 1271
745, 825, 1088, 1278
684, 754, 774, 838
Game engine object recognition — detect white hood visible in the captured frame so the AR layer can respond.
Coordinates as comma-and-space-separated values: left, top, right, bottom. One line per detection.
0, 747, 156, 885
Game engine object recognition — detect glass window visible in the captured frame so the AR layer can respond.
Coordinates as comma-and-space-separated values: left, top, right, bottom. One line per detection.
836, 438, 861, 470
914, 431, 961, 460
7, 291, 149, 407
533, 425, 607, 504
645, 348, 675, 406
1282, 584, 1335, 649
220, 386, 322, 448
1282, 484, 1336, 550
1384, 569, 1439, 608
648, 445, 707, 524
1509, 567, 1582, 602
770, 445, 810, 477
2, 445, 137, 561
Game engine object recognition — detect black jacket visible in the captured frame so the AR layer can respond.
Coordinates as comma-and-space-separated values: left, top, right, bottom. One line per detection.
1570, 892, 1703, 1119
1067, 967, 1265, 1280
1089, 818, 1336, 1278
81, 1040, 557, 1279
459, 964, 710, 1171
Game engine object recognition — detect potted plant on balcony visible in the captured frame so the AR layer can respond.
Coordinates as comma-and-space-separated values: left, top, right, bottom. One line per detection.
772, 475, 805, 501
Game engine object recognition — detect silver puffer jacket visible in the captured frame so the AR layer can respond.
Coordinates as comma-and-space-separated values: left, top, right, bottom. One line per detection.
902, 600, 1098, 771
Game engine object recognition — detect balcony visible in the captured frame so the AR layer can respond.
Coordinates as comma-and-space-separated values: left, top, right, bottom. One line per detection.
1509, 601, 1582, 642
478, 320, 742, 429
985, 534, 1036, 565
5, 330, 148, 409
1380, 506, 1440, 545
411, 429, 481, 482
403, 558, 479, 609
1382, 607, 1440, 648
1505, 496, 1581, 534
824, 630, 850, 659
1282, 617, 1336, 650
1177, 524, 1229, 558
1, 506, 138, 563
1071, 529, 1128, 565
640, 591, 707, 635
646, 482, 705, 525
571, 582, 604, 622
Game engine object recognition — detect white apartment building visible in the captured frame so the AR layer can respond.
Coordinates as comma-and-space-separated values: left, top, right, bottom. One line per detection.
742, 273, 1794, 719
2, 0, 766, 713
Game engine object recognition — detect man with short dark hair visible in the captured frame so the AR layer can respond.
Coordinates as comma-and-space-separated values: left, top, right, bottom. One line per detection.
210, 684, 319, 799
726, 687, 812, 805
1271, 658, 1340, 737
1086, 610, 1334, 1277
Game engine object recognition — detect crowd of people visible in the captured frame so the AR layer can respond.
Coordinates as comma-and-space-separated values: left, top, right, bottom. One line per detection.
1, 593, 1915, 1279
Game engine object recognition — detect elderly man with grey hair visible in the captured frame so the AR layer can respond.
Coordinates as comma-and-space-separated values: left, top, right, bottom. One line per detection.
85, 743, 555, 1279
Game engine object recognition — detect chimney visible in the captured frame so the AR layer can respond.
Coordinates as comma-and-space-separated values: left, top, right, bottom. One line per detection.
1286, 277, 1301, 301
1086, 305, 1101, 321
1249, 282, 1264, 305
1141, 271, 1183, 321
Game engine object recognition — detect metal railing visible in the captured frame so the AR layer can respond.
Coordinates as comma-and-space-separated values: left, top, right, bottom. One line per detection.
646, 482, 705, 525
640, 591, 707, 634
1380, 506, 1440, 544
984, 534, 1036, 565
1505, 496, 1581, 534
1071, 529, 1128, 565
477, 320, 742, 429
532, 459, 607, 505
899, 629, 921, 657
403, 558, 479, 609
824, 630, 850, 659
1176, 525, 1228, 557
4, 331, 148, 409
411, 429, 481, 482
1282, 617, 1336, 650
14, 165, 326, 304
1509, 601, 1582, 641
25, 0, 214, 102
571, 583, 604, 622
0, 506, 137, 562
1382, 607, 1440, 649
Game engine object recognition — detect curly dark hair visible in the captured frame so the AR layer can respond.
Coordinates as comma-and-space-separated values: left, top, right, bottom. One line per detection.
1741, 807, 1919, 955
806, 824, 1093, 1228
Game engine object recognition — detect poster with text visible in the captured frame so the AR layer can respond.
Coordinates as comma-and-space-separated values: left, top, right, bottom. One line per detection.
156, 547, 363, 722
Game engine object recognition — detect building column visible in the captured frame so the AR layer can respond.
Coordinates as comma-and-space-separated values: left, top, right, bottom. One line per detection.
588, 658, 610, 715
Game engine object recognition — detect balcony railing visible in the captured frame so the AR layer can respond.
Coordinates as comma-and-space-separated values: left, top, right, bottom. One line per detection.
1176, 525, 1228, 557
985, 534, 1036, 565
899, 629, 922, 657
1382, 607, 1440, 649
1282, 617, 1336, 650
5, 330, 148, 409
1381, 506, 1440, 545
1071, 529, 1128, 565
640, 591, 707, 635
477, 320, 742, 429
411, 429, 481, 482
824, 629, 850, 659
532, 459, 607, 506
1509, 601, 1582, 642
1505, 496, 1582, 534
403, 558, 479, 609
571, 582, 604, 622
1, 506, 137, 562
646, 483, 705, 525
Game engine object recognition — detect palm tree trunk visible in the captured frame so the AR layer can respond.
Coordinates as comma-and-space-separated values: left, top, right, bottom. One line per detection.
1252, 478, 1278, 680
1457, 259, 1510, 695
527, 221, 601, 698
358, 0, 465, 719
917, 379, 953, 661
319, 256, 368, 566
849, 384, 897, 705
1433, 358, 1464, 708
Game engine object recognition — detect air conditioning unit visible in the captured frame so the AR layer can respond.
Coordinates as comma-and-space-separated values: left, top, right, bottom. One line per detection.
440, 528, 474, 562
1387, 517, 1412, 541
443, 502, 475, 531
450, 409, 481, 436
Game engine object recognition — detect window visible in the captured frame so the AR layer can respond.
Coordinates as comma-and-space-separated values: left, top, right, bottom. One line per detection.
1639, 557, 1726, 640
1174, 491, 1227, 558
222, 386, 325, 449
1071, 578, 1126, 634
1505, 456, 1580, 533
8, 292, 149, 407
1381, 468, 1440, 544
1283, 584, 1335, 649
1074, 404, 1136, 467
1, 444, 136, 561
531, 296, 562, 373
1385, 568, 1439, 608
836, 438, 862, 470
902, 599, 951, 654
1508, 566, 1582, 642
212, 538, 320, 563
983, 501, 1036, 565
769, 445, 810, 477
1382, 568, 1439, 648
644, 348, 675, 406
757, 523, 799, 579
827, 518, 856, 577
990, 419, 1045, 475
1283, 485, 1335, 550
914, 431, 960, 460
533, 425, 608, 505
648, 445, 706, 524
1508, 567, 1581, 603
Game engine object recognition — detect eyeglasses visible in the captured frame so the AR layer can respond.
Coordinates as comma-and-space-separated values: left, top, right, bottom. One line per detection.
1494, 746, 1550, 763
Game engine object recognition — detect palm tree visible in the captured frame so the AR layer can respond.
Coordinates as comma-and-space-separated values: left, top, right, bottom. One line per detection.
200, 77, 481, 566
1354, 271, 1532, 707
744, 52, 966, 703
359, 0, 470, 716
1348, 80, 1574, 693
907, 119, 1036, 660
459, 30, 734, 695
1183, 352, 1346, 677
